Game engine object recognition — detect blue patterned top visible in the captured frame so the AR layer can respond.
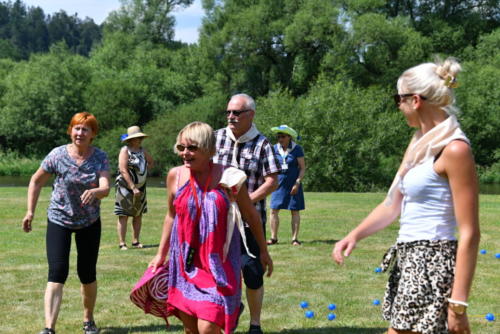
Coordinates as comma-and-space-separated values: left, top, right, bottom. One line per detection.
42, 145, 110, 229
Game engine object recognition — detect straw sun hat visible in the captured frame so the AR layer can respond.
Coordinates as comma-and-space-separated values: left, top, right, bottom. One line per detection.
121, 126, 148, 142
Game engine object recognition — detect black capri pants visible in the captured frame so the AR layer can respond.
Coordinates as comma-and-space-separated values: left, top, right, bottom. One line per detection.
46, 219, 101, 284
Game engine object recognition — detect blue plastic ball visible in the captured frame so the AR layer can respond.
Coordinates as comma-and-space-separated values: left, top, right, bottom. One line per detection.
485, 313, 495, 322
300, 301, 309, 309
327, 313, 336, 321
305, 310, 314, 318
374, 267, 382, 273
373, 299, 381, 306
495, 253, 500, 259
328, 303, 336, 311
480, 249, 487, 255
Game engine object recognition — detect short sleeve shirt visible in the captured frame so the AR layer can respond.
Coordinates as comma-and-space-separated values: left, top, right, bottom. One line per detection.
213, 128, 281, 224
42, 145, 110, 229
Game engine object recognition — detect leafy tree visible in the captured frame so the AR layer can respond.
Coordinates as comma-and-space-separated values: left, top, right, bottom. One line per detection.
105, 0, 194, 44
0, 43, 91, 155
255, 80, 409, 191
457, 29, 500, 168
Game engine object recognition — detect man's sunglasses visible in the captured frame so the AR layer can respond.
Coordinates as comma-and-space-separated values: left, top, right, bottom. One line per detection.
276, 134, 288, 139
393, 94, 427, 106
176, 144, 199, 152
226, 109, 251, 117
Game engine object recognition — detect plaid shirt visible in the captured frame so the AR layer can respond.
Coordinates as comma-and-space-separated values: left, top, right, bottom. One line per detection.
214, 127, 281, 224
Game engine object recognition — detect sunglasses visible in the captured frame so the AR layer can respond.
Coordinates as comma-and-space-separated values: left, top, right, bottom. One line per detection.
226, 109, 251, 117
393, 94, 427, 106
276, 134, 288, 139
176, 144, 199, 152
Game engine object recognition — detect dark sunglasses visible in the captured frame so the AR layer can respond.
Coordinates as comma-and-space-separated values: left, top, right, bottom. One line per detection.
393, 94, 427, 106
226, 109, 251, 117
176, 144, 199, 152
276, 134, 288, 139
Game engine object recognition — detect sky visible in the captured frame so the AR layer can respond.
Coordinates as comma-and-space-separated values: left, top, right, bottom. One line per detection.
22, 0, 204, 44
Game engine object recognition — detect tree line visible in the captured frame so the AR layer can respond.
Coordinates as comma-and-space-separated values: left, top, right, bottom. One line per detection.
0, 0, 498, 191
0, 0, 102, 59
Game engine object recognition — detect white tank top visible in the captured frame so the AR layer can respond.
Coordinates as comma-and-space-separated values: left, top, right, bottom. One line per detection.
398, 158, 457, 242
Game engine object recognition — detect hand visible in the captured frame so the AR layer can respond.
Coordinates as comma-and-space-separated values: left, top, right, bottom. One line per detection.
260, 250, 274, 277
132, 187, 141, 197
149, 254, 166, 274
448, 309, 471, 334
22, 212, 33, 233
80, 189, 96, 205
290, 184, 299, 195
332, 236, 357, 265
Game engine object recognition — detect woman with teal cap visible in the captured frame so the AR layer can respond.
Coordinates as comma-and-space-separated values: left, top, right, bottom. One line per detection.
268, 125, 306, 246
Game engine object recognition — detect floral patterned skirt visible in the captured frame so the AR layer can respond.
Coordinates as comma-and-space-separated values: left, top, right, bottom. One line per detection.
380, 240, 457, 334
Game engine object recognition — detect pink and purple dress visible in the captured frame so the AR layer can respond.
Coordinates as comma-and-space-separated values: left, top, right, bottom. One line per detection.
167, 177, 242, 333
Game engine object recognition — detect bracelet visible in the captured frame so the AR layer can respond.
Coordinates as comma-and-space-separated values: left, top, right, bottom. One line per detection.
447, 298, 469, 307
295, 179, 301, 185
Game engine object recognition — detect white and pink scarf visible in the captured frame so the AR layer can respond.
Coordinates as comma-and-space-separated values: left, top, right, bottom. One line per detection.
385, 115, 469, 205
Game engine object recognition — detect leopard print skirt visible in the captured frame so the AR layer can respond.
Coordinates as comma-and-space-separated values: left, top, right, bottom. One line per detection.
380, 240, 457, 334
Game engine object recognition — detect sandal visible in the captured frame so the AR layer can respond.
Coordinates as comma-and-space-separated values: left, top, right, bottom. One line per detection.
266, 238, 278, 245
132, 241, 143, 248
119, 243, 128, 250
83, 320, 99, 334
291, 239, 302, 246
39, 329, 56, 334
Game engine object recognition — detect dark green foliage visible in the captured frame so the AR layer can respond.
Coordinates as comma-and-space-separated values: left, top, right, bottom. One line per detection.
0, 43, 91, 156
0, 0, 102, 59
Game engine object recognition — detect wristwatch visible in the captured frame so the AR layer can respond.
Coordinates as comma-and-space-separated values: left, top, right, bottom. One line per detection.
448, 299, 468, 315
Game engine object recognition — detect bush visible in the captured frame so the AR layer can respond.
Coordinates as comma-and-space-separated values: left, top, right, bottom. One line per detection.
0, 150, 40, 176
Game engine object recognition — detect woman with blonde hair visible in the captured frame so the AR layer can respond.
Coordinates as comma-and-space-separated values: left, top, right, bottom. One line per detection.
333, 58, 479, 334
149, 122, 272, 334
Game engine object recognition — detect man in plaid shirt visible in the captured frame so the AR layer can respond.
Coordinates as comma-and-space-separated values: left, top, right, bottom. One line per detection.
214, 93, 280, 334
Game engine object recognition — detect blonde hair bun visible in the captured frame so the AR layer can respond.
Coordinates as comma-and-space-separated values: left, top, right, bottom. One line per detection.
435, 57, 462, 89
397, 57, 463, 115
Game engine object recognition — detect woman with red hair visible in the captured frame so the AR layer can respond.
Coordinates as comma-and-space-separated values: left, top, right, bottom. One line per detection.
22, 112, 110, 334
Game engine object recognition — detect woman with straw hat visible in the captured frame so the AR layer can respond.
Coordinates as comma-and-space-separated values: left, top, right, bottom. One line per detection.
114, 125, 154, 250
268, 125, 306, 246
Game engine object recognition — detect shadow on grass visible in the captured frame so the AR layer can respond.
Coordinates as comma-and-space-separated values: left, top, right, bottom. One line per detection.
100, 324, 182, 333
273, 327, 386, 333
307, 239, 339, 245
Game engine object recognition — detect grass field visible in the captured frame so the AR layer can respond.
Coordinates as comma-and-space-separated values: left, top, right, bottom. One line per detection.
0, 188, 498, 334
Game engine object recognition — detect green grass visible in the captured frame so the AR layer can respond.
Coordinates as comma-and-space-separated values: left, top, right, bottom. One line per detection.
0, 189, 498, 333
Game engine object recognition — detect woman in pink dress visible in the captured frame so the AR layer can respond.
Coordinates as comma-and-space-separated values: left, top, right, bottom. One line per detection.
149, 122, 272, 334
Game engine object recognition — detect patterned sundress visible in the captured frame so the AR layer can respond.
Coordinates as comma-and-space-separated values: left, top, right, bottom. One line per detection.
114, 147, 148, 216
167, 174, 242, 333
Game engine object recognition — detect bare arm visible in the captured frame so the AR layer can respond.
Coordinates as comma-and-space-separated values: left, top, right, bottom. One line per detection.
332, 190, 403, 264
237, 183, 273, 276
150, 167, 177, 272
22, 167, 52, 232
291, 156, 305, 195
118, 147, 136, 190
144, 148, 154, 170
80, 170, 111, 205
249, 173, 278, 203
440, 141, 479, 332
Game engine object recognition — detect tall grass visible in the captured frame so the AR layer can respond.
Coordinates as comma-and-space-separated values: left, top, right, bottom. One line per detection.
0, 151, 40, 176
0, 189, 498, 333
